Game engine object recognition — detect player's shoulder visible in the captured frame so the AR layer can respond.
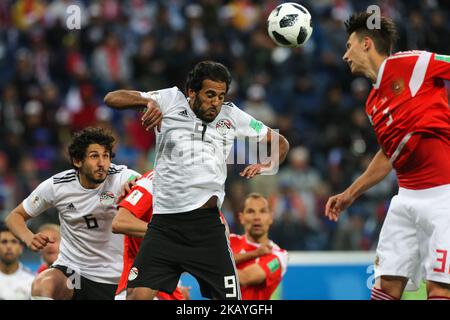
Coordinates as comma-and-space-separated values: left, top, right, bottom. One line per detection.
221, 101, 236, 110
108, 163, 128, 175
229, 233, 245, 245
52, 169, 77, 185
161, 86, 186, 102
135, 170, 154, 191
270, 240, 288, 256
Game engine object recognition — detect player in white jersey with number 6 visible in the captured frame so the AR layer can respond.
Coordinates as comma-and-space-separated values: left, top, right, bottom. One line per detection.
5, 127, 140, 300
105, 61, 290, 300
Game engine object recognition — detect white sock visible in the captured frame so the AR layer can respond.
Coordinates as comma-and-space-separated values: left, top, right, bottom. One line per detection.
31, 296, 54, 300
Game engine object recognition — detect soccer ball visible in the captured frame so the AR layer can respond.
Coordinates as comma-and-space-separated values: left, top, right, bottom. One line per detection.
267, 2, 313, 48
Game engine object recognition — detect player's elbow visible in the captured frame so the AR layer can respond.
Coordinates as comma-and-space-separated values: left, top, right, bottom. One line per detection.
104, 91, 121, 108
111, 217, 125, 234
279, 134, 290, 162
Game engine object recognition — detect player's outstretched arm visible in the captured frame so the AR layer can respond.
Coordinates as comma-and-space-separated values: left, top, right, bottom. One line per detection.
104, 90, 150, 110
5, 203, 54, 251
112, 207, 148, 238
325, 149, 392, 221
240, 128, 290, 179
104, 90, 162, 132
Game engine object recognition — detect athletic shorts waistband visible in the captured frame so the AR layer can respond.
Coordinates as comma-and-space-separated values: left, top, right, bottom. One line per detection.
398, 183, 450, 198
151, 207, 220, 221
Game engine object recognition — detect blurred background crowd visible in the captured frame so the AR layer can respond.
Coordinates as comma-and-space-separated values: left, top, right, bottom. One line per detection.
0, 0, 449, 256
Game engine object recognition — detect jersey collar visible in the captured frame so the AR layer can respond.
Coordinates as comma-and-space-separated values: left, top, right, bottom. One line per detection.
373, 57, 388, 89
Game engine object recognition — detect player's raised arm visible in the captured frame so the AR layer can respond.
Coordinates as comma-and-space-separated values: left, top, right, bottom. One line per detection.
104, 90, 162, 132
240, 128, 290, 179
104, 90, 150, 110
325, 149, 392, 221
5, 204, 54, 252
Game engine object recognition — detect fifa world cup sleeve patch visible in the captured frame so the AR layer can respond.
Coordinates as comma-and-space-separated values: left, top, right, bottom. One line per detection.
267, 258, 280, 273
125, 190, 144, 206
435, 54, 450, 63
249, 119, 263, 134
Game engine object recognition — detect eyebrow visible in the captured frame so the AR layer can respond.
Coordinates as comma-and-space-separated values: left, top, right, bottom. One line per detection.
205, 90, 225, 95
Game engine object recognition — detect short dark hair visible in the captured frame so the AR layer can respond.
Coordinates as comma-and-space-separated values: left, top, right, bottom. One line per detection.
344, 12, 398, 55
242, 193, 270, 212
68, 127, 115, 170
185, 61, 232, 94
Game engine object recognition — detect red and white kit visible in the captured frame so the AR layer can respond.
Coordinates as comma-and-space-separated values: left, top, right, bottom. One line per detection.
367, 51, 450, 290
230, 234, 287, 300
114, 171, 184, 300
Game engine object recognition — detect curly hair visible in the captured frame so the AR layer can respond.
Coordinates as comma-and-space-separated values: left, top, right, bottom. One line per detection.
68, 127, 115, 170
345, 11, 399, 56
185, 61, 232, 94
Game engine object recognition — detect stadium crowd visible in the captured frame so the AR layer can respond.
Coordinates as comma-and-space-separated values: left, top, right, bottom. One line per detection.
0, 0, 449, 255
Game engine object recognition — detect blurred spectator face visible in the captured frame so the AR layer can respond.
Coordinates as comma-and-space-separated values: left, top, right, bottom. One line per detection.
246, 84, 265, 103
0, 231, 23, 266
239, 196, 273, 240
38, 225, 60, 266
105, 33, 120, 49
289, 146, 310, 170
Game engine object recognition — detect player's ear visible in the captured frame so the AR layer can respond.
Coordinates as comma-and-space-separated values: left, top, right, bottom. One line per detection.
188, 88, 196, 100
73, 159, 82, 169
363, 36, 372, 51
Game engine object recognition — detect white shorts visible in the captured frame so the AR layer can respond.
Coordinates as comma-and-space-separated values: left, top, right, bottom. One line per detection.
375, 184, 450, 291
114, 290, 126, 300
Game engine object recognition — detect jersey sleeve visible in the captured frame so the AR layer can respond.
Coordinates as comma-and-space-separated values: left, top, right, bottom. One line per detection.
140, 87, 184, 115
232, 105, 269, 141
22, 178, 55, 217
259, 255, 284, 287
427, 53, 450, 80
118, 184, 153, 220
118, 168, 141, 188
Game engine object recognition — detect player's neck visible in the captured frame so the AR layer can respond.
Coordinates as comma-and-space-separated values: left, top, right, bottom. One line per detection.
246, 234, 270, 245
368, 54, 388, 83
0, 261, 19, 275
78, 174, 101, 189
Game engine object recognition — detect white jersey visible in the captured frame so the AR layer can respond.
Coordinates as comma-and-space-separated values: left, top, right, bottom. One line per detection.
0, 263, 34, 300
142, 87, 268, 214
22, 164, 140, 284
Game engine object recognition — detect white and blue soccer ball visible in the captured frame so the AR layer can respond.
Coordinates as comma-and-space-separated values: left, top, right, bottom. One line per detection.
267, 2, 313, 48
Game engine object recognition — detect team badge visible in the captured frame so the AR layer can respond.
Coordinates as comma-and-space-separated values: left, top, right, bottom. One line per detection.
128, 267, 139, 281
99, 191, 115, 206
216, 119, 232, 135
391, 78, 404, 95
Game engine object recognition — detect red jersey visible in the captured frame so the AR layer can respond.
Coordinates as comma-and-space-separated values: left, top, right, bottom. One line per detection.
230, 234, 287, 300
115, 170, 184, 300
366, 51, 450, 189
37, 263, 48, 274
